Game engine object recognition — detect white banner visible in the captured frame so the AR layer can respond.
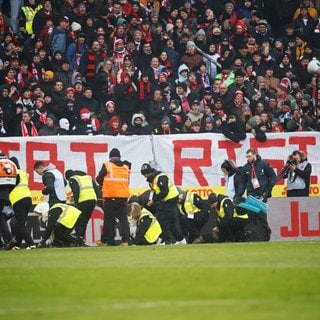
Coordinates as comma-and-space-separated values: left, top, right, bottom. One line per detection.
1, 132, 319, 193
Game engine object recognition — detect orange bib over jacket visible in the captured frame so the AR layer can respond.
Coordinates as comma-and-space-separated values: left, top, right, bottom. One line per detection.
102, 162, 130, 198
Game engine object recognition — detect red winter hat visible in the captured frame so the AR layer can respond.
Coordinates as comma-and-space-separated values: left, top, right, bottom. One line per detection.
109, 115, 121, 127
114, 38, 124, 46
159, 72, 168, 80
236, 20, 247, 32
235, 90, 244, 96
36, 97, 45, 105
277, 77, 291, 92
120, 71, 131, 83
80, 108, 91, 120
66, 87, 75, 94
105, 100, 115, 108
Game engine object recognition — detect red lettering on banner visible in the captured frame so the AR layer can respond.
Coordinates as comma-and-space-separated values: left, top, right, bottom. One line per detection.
70, 143, 108, 177
173, 140, 212, 186
218, 140, 242, 161
0, 142, 20, 156
280, 201, 300, 237
300, 212, 320, 236
85, 206, 104, 244
288, 136, 316, 152
250, 137, 286, 150
28, 142, 65, 189
249, 138, 292, 185
280, 201, 320, 237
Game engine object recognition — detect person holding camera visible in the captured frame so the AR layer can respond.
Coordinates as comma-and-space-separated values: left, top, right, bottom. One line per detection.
284, 150, 312, 197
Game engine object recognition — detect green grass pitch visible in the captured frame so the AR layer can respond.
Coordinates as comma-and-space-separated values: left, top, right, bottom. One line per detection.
1, 242, 319, 320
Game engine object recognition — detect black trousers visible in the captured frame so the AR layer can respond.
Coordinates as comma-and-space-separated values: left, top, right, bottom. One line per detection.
219, 218, 249, 242
287, 189, 309, 197
0, 200, 13, 244
180, 210, 209, 243
248, 196, 272, 241
11, 197, 34, 247
101, 198, 130, 245
74, 200, 96, 238
53, 223, 81, 247
156, 197, 183, 244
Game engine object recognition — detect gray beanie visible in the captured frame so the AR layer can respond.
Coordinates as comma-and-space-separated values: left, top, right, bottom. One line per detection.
186, 40, 196, 48
196, 29, 206, 37
161, 115, 171, 125
170, 99, 180, 109
248, 115, 261, 127
225, 2, 234, 10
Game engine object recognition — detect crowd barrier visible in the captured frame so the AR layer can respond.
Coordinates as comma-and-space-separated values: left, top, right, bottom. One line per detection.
22, 197, 320, 245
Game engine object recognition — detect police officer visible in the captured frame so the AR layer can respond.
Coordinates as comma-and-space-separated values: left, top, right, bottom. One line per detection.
33, 161, 67, 207
140, 163, 186, 245
127, 202, 162, 245
208, 193, 249, 243
37, 203, 83, 247
9, 157, 36, 249
96, 148, 131, 246
177, 189, 211, 244
65, 170, 99, 242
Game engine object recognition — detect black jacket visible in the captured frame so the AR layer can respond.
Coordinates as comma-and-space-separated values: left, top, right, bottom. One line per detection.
239, 155, 276, 199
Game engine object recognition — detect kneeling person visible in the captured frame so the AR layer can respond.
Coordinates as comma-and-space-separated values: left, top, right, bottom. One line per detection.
37, 203, 83, 247
208, 193, 249, 242
177, 189, 211, 243
128, 202, 162, 245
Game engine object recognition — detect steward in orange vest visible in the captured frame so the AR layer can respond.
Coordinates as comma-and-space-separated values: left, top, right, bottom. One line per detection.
95, 148, 131, 246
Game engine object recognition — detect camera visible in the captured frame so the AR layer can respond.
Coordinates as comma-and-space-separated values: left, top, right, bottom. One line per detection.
286, 157, 296, 166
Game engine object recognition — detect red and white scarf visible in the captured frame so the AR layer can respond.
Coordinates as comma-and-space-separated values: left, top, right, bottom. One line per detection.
31, 63, 45, 83
20, 120, 39, 136
35, 109, 47, 125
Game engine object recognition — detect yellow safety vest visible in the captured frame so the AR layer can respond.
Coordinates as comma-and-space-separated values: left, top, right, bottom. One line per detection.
152, 173, 179, 201
219, 198, 249, 219
21, 4, 42, 34
102, 162, 130, 198
52, 203, 81, 229
138, 208, 162, 243
178, 191, 201, 215
70, 175, 97, 202
9, 169, 32, 205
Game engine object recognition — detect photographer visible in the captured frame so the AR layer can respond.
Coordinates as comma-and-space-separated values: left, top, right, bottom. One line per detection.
284, 150, 312, 197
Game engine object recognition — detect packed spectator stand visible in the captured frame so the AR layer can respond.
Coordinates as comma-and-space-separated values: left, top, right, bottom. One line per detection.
0, 0, 320, 139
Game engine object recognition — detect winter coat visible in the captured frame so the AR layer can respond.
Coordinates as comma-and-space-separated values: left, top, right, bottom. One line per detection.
239, 155, 277, 199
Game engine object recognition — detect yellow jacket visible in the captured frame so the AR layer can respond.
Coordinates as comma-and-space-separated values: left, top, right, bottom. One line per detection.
9, 169, 32, 205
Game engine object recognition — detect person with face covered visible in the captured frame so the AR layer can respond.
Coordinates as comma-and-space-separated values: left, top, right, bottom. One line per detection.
127, 112, 152, 135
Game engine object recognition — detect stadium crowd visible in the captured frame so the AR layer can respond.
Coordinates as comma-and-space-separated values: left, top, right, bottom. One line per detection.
0, 0, 320, 139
